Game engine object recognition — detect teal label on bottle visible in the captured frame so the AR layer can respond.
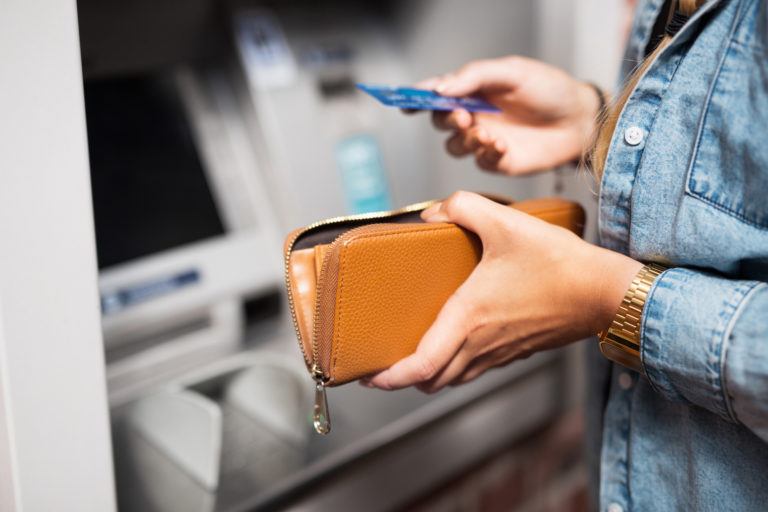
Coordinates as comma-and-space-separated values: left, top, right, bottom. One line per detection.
336, 134, 392, 214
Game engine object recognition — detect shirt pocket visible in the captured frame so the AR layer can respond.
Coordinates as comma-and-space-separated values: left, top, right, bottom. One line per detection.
686, 37, 768, 230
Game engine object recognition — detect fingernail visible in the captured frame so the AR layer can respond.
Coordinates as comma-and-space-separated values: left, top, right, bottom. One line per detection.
423, 212, 451, 223
422, 208, 450, 223
370, 376, 391, 390
421, 202, 442, 219
435, 83, 448, 94
438, 80, 461, 95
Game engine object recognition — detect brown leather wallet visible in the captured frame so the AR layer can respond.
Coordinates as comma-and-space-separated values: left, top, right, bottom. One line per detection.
284, 196, 585, 433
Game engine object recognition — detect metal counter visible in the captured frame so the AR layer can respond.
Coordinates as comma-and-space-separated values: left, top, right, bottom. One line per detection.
229, 343, 566, 512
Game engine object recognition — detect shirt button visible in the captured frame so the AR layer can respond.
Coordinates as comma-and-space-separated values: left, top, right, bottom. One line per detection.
619, 372, 633, 390
624, 126, 644, 146
608, 503, 624, 512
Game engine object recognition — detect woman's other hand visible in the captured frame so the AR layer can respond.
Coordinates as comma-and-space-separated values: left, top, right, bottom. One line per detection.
364, 192, 641, 393
413, 56, 603, 176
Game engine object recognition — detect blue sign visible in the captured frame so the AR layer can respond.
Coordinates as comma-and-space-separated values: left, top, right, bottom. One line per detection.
336, 134, 392, 214
101, 269, 200, 315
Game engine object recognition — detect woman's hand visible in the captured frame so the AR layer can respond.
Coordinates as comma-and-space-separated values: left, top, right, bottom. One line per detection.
413, 56, 603, 176
364, 192, 641, 393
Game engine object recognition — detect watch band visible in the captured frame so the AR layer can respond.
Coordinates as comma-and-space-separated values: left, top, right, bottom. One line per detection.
587, 82, 608, 121
598, 263, 667, 372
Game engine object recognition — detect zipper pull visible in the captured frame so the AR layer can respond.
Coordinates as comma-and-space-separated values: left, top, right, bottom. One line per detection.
313, 381, 331, 434
311, 365, 331, 434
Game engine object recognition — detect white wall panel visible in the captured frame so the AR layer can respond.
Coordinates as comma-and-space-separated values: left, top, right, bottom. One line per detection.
0, 1, 116, 510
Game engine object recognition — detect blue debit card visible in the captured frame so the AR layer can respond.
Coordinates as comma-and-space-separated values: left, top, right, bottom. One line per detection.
356, 83, 501, 113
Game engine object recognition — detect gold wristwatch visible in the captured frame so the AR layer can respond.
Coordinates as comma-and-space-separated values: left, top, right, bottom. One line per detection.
598, 263, 667, 372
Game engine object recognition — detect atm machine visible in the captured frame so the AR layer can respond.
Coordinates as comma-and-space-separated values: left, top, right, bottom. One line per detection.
0, 0, 607, 511
76, 0, 437, 403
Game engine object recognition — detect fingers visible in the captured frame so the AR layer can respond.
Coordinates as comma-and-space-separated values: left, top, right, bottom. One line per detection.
435, 57, 524, 97
452, 360, 493, 386
416, 349, 472, 394
474, 140, 507, 172
410, 64, 514, 173
453, 346, 530, 386
417, 331, 530, 393
420, 191, 511, 243
402, 76, 455, 115
432, 109, 473, 131
415, 76, 444, 90
445, 132, 470, 157
442, 124, 509, 169
463, 126, 493, 152
368, 294, 469, 390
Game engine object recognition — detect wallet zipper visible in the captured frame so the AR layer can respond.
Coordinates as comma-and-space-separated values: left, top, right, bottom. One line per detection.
284, 200, 436, 434
313, 223, 440, 385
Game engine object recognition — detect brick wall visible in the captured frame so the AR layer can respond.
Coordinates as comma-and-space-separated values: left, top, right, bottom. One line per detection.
404, 409, 589, 512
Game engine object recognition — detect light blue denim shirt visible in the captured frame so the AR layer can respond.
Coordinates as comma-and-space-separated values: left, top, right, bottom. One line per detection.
593, 0, 768, 510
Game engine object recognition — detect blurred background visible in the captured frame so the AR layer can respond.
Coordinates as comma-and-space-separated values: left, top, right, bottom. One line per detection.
0, 1, 628, 511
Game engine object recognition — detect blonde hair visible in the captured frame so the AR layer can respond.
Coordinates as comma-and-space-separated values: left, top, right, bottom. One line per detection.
590, 0, 705, 180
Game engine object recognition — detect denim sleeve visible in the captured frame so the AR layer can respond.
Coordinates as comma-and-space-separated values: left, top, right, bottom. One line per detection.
640, 267, 768, 441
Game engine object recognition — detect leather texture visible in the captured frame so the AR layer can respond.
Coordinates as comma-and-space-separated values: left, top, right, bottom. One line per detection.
327, 223, 481, 384
286, 197, 585, 385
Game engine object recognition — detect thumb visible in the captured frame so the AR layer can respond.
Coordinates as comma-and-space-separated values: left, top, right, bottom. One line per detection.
414, 76, 444, 90
421, 191, 511, 244
436, 57, 523, 97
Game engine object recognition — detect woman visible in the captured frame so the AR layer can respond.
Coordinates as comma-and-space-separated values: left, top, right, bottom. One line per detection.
364, 0, 768, 509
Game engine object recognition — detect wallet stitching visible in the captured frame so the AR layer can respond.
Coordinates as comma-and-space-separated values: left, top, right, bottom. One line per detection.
332, 225, 458, 381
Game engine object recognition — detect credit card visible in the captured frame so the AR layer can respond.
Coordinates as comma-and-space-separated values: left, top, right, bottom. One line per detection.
356, 83, 501, 113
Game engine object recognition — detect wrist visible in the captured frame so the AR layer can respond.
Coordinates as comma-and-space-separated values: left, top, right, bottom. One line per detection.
597, 262, 668, 372
575, 82, 603, 129
571, 81, 608, 163
590, 248, 644, 334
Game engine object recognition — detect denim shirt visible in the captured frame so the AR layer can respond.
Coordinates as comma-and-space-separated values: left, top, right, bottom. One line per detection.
594, 0, 768, 510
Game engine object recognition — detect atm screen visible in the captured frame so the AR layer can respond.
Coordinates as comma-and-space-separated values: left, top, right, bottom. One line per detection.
84, 74, 226, 270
